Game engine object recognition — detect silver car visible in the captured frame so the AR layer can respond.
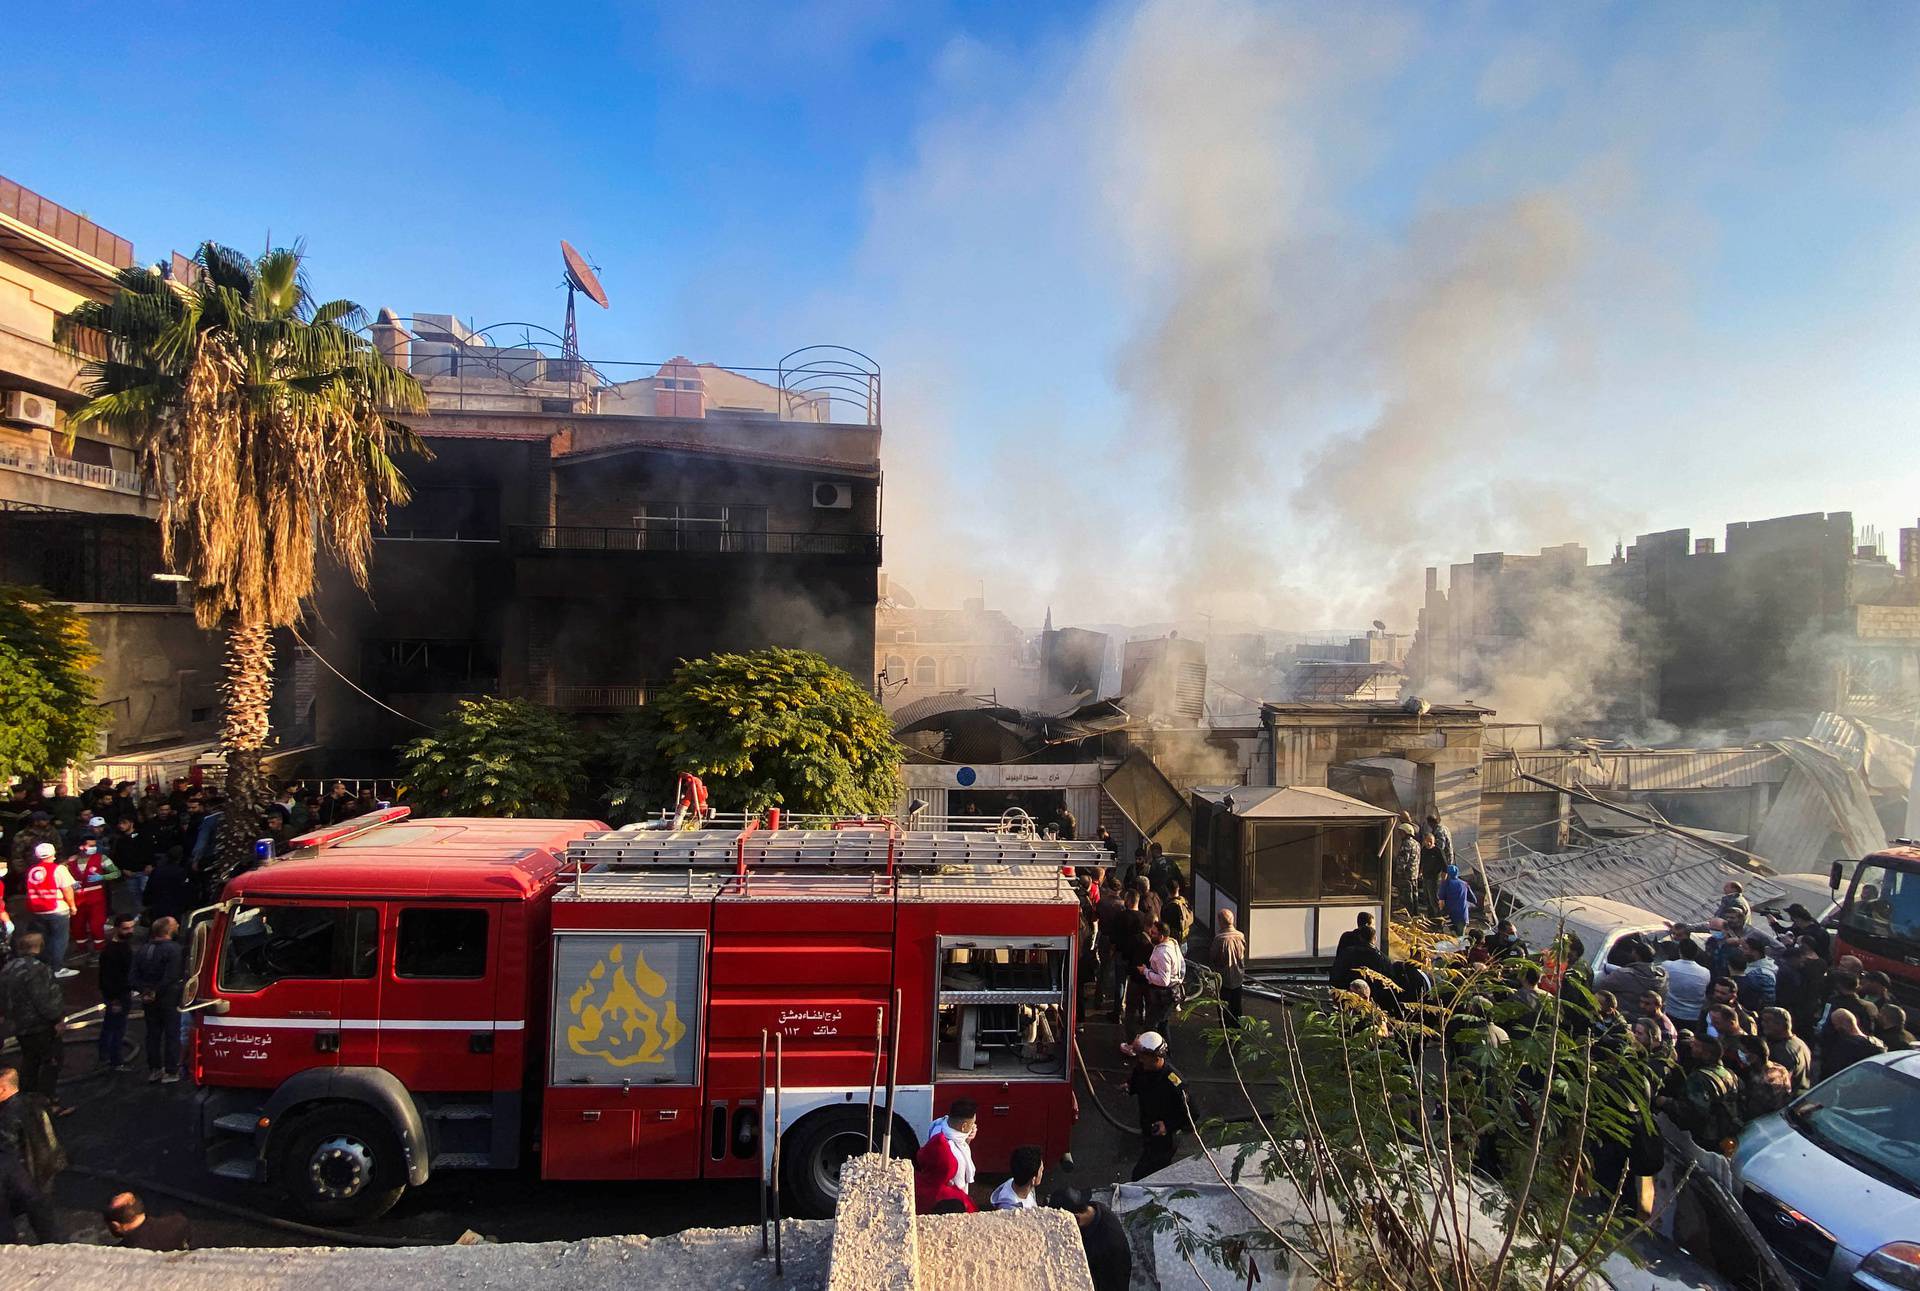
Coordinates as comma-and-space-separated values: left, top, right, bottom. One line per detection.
1733, 1049, 1920, 1289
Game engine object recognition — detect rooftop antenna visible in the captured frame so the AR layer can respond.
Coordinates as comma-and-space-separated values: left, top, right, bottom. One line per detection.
559, 240, 609, 372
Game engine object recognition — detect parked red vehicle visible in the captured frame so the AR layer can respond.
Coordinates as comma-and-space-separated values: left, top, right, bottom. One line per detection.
1831, 842, 1920, 998
188, 807, 1094, 1221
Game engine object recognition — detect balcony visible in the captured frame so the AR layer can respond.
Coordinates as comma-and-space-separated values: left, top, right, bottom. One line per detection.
0, 504, 183, 606
0, 443, 150, 498
510, 524, 881, 560
550, 683, 667, 711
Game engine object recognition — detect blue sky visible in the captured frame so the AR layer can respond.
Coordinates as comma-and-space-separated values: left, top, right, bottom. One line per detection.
9, 1, 1920, 628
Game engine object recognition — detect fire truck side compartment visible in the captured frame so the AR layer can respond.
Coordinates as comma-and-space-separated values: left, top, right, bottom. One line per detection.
542, 859, 1080, 1184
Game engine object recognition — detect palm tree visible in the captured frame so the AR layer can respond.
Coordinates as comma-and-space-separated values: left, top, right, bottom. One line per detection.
58, 242, 426, 877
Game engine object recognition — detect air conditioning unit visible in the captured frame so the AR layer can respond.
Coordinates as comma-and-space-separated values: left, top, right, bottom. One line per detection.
2, 390, 56, 430
812, 481, 853, 510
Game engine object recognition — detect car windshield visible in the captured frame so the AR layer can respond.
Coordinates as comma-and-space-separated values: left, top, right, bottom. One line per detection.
1788, 1060, 1920, 1197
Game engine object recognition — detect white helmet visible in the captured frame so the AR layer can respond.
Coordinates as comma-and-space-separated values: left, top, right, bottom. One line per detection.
1121, 1031, 1166, 1057
87, 815, 106, 829
32, 843, 55, 860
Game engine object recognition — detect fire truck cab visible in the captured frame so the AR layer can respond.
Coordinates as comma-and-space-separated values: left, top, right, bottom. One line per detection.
191, 808, 1093, 1222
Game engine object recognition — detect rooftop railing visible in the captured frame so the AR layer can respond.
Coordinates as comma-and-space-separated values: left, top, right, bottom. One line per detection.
367, 318, 880, 427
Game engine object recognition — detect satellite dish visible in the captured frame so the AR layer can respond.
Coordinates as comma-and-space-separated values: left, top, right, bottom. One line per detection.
1372, 619, 1387, 632
561, 240, 609, 308
558, 241, 609, 373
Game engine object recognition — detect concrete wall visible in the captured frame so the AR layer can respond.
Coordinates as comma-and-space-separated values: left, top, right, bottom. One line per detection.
70, 603, 221, 755
1260, 708, 1488, 860
0, 1155, 1091, 1291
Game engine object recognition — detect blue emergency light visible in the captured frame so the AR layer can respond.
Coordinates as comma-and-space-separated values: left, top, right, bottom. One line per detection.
254, 838, 273, 860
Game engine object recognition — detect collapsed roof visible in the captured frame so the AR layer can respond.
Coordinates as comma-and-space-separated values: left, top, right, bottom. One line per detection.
1484, 832, 1786, 926
891, 693, 1130, 764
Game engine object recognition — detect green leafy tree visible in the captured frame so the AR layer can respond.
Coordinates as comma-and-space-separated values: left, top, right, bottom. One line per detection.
0, 584, 108, 782
401, 698, 586, 817
1143, 928, 1665, 1290
605, 648, 902, 818
58, 242, 426, 878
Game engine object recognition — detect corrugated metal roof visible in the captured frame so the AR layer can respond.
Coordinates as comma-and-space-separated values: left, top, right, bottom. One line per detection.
1750, 740, 1886, 867
1481, 747, 1788, 793
1484, 832, 1784, 925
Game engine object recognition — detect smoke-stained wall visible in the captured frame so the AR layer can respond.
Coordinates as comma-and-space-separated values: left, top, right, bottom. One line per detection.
309, 427, 880, 760
1410, 511, 1874, 738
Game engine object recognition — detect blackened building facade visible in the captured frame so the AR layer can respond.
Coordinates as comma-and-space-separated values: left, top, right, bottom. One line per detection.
305, 319, 882, 761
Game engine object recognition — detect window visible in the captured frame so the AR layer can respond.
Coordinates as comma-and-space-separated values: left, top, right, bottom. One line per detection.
396, 907, 490, 979
936, 937, 1070, 1081
884, 654, 908, 682
363, 639, 496, 694
1248, 823, 1383, 903
387, 484, 500, 540
942, 657, 967, 686
1250, 825, 1319, 902
218, 905, 378, 992
913, 656, 937, 687
1843, 862, 1920, 944
633, 502, 768, 552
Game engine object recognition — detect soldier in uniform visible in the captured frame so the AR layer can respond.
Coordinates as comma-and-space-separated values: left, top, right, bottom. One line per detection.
1121, 1031, 1193, 1180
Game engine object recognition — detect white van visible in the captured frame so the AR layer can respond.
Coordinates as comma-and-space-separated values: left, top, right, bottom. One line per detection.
1508, 896, 1671, 976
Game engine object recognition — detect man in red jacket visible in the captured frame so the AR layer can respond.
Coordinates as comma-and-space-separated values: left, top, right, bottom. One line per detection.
913, 1129, 975, 1213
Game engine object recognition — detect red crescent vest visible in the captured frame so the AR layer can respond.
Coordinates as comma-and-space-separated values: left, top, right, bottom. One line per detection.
26, 860, 66, 915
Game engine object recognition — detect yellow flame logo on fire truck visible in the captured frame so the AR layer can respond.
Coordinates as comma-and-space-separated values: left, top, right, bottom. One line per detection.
565, 944, 686, 1067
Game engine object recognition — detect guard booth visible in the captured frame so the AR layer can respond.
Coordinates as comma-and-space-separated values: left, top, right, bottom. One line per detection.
1189, 786, 1394, 965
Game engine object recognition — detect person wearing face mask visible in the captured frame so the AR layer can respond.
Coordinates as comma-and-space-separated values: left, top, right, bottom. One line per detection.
66, 830, 118, 956
23, 843, 77, 978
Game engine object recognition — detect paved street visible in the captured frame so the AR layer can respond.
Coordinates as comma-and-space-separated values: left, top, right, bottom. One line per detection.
21, 964, 1273, 1249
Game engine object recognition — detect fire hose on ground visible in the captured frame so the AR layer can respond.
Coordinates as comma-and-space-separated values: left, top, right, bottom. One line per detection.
62, 1164, 434, 1248
4, 1004, 436, 1248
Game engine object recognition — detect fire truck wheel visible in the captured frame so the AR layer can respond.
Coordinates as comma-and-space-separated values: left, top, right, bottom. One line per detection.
276, 1105, 408, 1224
781, 1110, 912, 1219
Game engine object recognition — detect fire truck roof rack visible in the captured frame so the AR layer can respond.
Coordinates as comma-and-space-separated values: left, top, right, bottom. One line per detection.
565, 827, 1110, 873
557, 861, 1078, 906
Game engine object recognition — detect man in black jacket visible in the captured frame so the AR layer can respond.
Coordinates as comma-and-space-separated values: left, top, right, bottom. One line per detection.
141, 851, 194, 925
131, 917, 186, 1083
0, 1065, 62, 1242
1050, 1186, 1130, 1291
1330, 922, 1393, 991
0, 932, 65, 1102
97, 914, 136, 1070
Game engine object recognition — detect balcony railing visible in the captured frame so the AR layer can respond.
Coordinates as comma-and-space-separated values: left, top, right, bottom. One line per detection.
0, 444, 150, 497
551, 683, 668, 711
510, 524, 881, 559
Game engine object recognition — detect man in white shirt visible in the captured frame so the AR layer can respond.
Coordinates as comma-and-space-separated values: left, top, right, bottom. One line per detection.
990, 1144, 1044, 1210
1660, 937, 1711, 1025
1137, 921, 1185, 1037
927, 1099, 977, 1195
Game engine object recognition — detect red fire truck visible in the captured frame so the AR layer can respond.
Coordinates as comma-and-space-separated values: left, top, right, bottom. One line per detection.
1830, 842, 1920, 999
188, 808, 1097, 1222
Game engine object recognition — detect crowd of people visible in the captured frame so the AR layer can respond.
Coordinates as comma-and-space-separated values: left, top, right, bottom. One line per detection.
1330, 878, 1906, 1160
0, 772, 380, 1244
